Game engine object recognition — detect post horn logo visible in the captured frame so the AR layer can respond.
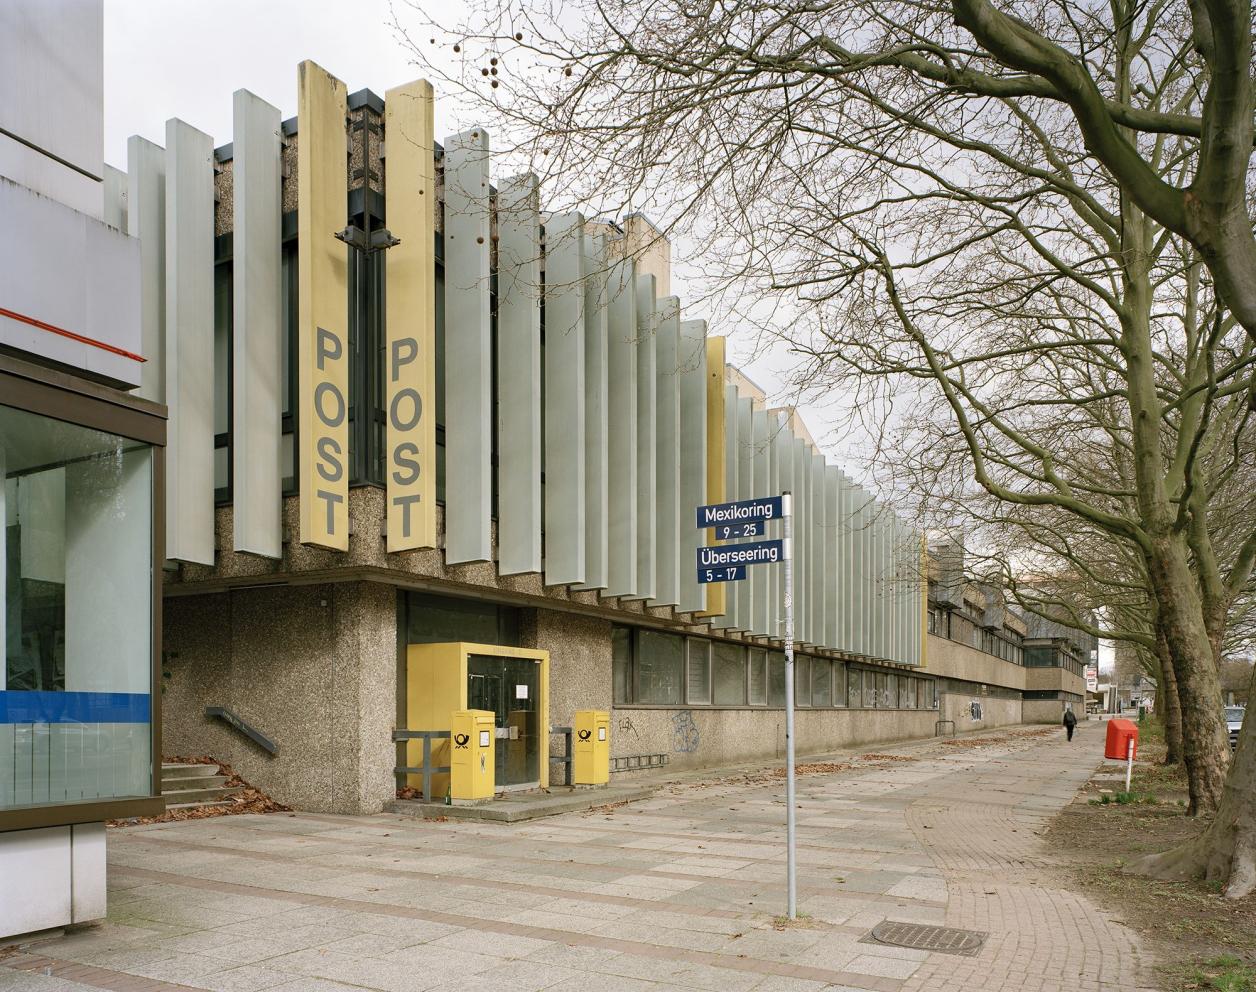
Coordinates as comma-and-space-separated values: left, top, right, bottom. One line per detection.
454, 733, 470, 748
578, 729, 592, 741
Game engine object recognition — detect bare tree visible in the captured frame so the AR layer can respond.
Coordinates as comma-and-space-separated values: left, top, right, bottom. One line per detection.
399, 0, 1256, 896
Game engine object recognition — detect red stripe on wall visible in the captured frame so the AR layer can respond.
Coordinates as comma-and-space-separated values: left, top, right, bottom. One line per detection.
0, 305, 147, 363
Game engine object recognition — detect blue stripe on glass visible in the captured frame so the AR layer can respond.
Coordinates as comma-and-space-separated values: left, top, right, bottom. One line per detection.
0, 691, 150, 724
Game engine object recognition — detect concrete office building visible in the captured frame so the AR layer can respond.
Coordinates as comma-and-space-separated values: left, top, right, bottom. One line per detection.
0, 1, 165, 939
0, 24, 1087, 880
127, 61, 1085, 815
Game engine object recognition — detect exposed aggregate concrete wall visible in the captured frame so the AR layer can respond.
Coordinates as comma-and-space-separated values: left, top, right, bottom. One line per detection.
163, 581, 396, 814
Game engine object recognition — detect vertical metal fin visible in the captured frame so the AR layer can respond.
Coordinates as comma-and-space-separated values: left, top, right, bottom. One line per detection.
164, 118, 215, 565
442, 127, 493, 563
494, 172, 542, 574
542, 212, 586, 585
232, 89, 283, 559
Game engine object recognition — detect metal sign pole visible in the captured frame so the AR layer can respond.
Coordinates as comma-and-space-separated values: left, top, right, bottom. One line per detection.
781, 491, 796, 919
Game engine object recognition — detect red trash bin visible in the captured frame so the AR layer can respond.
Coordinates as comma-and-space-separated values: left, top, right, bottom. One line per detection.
1105, 718, 1138, 760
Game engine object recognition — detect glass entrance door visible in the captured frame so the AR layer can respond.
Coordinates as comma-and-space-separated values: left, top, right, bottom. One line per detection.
466, 654, 540, 789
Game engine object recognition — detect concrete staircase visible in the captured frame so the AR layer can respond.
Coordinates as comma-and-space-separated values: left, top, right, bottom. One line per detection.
160, 762, 240, 810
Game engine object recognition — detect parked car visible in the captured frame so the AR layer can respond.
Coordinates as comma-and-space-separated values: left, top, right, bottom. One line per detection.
1227, 706, 1246, 750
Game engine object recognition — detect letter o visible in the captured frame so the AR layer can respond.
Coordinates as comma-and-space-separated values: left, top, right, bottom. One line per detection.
314, 381, 345, 427
389, 388, 422, 431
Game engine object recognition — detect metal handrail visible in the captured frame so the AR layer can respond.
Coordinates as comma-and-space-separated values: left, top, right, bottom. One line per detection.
205, 706, 278, 755
393, 729, 451, 801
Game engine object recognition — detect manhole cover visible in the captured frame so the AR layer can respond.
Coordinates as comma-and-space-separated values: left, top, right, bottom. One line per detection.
866, 921, 987, 956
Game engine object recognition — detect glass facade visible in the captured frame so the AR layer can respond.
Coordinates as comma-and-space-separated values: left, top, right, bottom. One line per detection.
927, 590, 1025, 665
610, 625, 937, 711
1, 403, 154, 810
402, 591, 521, 647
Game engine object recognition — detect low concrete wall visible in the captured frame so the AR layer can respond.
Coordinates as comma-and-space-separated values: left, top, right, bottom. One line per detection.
162, 581, 397, 814
611, 706, 939, 773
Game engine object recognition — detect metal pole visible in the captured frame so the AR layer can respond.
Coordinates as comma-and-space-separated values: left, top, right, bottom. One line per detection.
782, 491, 796, 919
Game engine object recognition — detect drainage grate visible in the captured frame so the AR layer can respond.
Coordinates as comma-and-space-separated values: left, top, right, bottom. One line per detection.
866, 921, 987, 956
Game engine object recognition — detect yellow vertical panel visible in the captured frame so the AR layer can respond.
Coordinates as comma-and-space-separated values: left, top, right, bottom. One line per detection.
698, 336, 726, 617
383, 80, 437, 551
297, 61, 350, 549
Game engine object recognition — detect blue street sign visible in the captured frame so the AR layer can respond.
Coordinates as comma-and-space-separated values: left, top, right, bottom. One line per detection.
698, 565, 746, 584
714, 520, 765, 540
697, 539, 784, 569
696, 495, 784, 530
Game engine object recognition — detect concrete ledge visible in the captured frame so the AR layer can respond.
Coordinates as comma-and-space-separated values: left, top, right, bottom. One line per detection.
384, 783, 657, 823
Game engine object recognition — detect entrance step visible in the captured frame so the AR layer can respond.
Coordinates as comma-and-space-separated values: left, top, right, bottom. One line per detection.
164, 799, 235, 811
163, 774, 229, 791
385, 783, 657, 823
160, 761, 242, 810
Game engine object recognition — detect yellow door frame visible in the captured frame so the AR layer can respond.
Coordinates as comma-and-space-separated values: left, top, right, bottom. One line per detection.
405, 642, 550, 791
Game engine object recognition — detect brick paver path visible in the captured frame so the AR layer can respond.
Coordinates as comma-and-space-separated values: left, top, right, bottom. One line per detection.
1, 721, 1156, 992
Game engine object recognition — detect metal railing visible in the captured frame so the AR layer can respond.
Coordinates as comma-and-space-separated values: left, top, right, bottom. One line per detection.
392, 729, 450, 801
935, 719, 957, 737
612, 753, 668, 772
550, 726, 573, 785
205, 706, 278, 755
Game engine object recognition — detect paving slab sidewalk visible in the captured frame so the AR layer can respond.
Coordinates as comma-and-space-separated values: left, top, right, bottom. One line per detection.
0, 721, 1157, 992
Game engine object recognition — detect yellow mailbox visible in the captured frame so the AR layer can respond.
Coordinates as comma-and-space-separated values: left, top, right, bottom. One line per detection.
572, 709, 610, 785
450, 710, 495, 801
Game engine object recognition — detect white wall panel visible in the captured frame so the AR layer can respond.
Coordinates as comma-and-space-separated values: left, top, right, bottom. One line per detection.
604, 259, 638, 597
795, 438, 809, 645
751, 408, 771, 637
714, 383, 740, 631
232, 89, 283, 559
631, 274, 657, 601
103, 164, 127, 232
0, 178, 139, 386
823, 465, 838, 650
164, 118, 215, 565
0, 0, 103, 187
70, 822, 107, 924
734, 394, 754, 633
677, 318, 707, 615
577, 231, 609, 590
443, 128, 493, 564
651, 296, 681, 607
845, 480, 859, 656
495, 173, 542, 575
876, 510, 890, 661
770, 413, 792, 643
859, 489, 874, 657
812, 452, 827, 649
128, 136, 165, 402
542, 212, 586, 585
0, 827, 71, 937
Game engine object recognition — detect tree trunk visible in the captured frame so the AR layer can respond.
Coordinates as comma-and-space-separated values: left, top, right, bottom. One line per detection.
1155, 625, 1184, 765
1146, 537, 1230, 814
1132, 664, 1256, 898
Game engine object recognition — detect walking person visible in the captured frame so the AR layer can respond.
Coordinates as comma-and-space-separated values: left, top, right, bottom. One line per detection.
1063, 706, 1077, 742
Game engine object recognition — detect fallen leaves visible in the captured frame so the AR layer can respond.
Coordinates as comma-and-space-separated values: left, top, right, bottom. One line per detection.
108, 757, 290, 827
